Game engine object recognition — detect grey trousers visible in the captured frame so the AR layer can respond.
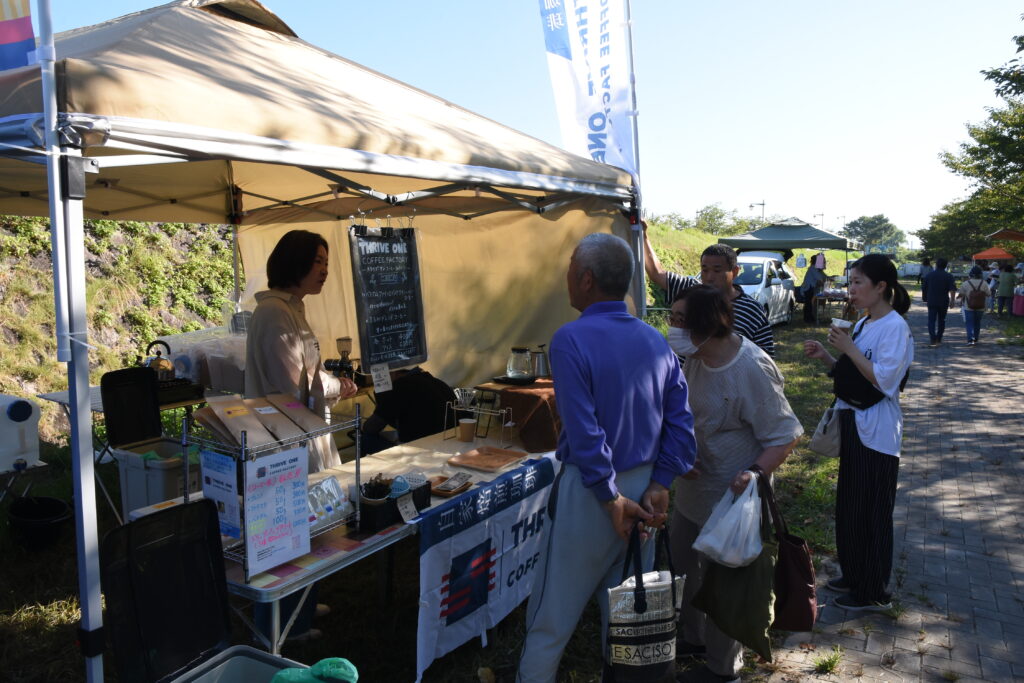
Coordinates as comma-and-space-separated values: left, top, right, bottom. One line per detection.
517, 463, 655, 683
669, 510, 744, 677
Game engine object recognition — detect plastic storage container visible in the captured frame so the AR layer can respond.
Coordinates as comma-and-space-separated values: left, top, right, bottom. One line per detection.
111, 438, 201, 519
168, 645, 306, 682
0, 394, 41, 474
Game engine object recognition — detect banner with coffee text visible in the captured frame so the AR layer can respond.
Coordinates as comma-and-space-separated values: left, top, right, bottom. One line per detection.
415, 457, 556, 681
538, 0, 637, 176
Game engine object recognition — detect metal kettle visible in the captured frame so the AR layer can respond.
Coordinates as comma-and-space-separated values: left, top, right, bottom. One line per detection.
530, 344, 550, 378
142, 340, 175, 381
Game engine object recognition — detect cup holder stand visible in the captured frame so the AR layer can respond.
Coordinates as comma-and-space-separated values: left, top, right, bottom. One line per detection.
442, 401, 512, 446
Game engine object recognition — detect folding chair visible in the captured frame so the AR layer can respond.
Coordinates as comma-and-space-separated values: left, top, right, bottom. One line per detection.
101, 498, 306, 682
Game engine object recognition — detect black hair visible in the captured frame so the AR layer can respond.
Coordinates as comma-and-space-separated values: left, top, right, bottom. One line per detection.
267, 230, 329, 290
936, 257, 948, 270
849, 254, 910, 315
921, 257, 931, 266
700, 243, 738, 269
1004, 264, 1014, 273
674, 284, 734, 339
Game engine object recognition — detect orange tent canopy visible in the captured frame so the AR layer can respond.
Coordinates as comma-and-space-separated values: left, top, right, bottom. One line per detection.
986, 228, 1024, 242
972, 246, 1015, 260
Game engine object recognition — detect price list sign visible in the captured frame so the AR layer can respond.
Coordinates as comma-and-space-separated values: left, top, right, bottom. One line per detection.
243, 446, 310, 576
349, 226, 427, 369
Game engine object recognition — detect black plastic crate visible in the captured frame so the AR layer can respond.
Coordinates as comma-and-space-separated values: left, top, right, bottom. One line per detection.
357, 481, 431, 533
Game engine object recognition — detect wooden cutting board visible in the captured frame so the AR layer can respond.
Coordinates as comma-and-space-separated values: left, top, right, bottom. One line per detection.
205, 394, 276, 447
244, 397, 306, 442
447, 446, 528, 472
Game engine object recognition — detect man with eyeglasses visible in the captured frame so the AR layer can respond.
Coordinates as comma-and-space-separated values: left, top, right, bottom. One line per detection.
642, 221, 774, 357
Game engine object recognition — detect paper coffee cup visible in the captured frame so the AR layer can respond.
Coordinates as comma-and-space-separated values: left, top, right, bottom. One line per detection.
831, 318, 853, 331
458, 418, 477, 442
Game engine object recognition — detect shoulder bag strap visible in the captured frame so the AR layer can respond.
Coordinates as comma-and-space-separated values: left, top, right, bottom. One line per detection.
619, 521, 647, 613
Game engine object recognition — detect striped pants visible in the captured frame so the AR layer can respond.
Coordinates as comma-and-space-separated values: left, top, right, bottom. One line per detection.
836, 409, 899, 603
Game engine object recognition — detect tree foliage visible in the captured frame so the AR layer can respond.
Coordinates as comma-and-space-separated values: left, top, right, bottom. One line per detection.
842, 214, 904, 248
648, 203, 758, 236
925, 22, 1024, 260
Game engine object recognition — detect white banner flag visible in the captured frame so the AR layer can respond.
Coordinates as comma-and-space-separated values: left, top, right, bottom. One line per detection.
539, 0, 637, 176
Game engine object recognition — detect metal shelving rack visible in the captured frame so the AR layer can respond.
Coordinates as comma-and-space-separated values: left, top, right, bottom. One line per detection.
181, 404, 362, 583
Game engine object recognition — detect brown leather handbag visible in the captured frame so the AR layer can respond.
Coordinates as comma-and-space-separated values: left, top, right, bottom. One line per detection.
759, 473, 818, 632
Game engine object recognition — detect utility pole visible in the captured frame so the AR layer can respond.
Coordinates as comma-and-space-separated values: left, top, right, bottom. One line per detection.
749, 201, 765, 226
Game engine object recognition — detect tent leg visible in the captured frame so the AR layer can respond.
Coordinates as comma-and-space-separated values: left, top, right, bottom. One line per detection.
630, 222, 646, 318
232, 224, 240, 308
63, 149, 105, 682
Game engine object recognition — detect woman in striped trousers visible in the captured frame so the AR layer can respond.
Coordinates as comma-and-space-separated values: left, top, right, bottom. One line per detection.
803, 255, 914, 611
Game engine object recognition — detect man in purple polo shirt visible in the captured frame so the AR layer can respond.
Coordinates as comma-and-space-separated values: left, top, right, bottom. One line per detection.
517, 233, 696, 683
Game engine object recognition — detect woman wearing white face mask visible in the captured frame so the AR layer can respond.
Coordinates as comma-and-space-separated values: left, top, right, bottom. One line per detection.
667, 285, 803, 683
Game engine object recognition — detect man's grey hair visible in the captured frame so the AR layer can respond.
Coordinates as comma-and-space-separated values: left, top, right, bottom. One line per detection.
574, 233, 634, 298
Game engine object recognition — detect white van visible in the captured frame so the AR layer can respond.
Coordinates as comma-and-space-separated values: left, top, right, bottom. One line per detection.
734, 251, 797, 325
897, 262, 922, 278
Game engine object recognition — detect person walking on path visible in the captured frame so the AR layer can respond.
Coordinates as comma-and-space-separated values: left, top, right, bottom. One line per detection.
517, 233, 696, 683
987, 263, 1001, 312
921, 257, 956, 346
996, 263, 1017, 316
803, 254, 914, 612
956, 265, 991, 346
918, 257, 933, 285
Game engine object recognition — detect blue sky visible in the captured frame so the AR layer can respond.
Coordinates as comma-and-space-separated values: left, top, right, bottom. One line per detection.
40, 1, 1023, 243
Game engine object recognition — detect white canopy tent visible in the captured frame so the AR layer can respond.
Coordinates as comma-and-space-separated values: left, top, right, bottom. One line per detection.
0, 1, 640, 679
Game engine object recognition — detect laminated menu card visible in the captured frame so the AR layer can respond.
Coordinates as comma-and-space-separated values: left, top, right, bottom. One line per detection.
243, 445, 310, 575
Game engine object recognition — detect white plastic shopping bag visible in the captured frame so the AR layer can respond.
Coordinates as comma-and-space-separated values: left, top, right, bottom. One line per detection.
691, 474, 762, 568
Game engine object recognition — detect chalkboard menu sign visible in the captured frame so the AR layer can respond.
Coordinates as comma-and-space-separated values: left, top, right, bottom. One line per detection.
348, 226, 427, 369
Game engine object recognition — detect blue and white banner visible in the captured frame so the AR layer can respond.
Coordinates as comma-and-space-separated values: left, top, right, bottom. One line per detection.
538, 0, 637, 176
415, 457, 556, 681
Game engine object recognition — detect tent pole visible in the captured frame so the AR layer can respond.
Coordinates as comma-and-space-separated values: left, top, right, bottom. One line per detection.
62, 147, 105, 683
623, 0, 646, 318
232, 224, 241, 308
37, 0, 70, 363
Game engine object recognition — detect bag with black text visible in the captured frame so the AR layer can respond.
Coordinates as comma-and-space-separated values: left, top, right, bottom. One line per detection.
606, 525, 684, 682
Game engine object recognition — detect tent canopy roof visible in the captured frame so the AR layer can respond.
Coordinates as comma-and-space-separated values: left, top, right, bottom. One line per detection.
0, 0, 632, 224
972, 246, 1015, 260
986, 228, 1024, 243
718, 217, 853, 252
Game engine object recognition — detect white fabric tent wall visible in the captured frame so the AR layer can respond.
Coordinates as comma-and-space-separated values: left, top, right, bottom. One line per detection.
238, 200, 632, 387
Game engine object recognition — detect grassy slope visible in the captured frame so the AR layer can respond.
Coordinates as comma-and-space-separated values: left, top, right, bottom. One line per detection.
0, 217, 234, 682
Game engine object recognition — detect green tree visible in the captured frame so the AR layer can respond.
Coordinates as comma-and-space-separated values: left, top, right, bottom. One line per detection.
650, 211, 693, 231
921, 190, 1024, 260
842, 214, 904, 248
940, 24, 1024, 234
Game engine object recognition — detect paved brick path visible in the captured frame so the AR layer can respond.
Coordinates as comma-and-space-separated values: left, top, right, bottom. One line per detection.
767, 298, 1024, 682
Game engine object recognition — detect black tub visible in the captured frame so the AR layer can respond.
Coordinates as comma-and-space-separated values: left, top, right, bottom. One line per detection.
8, 496, 72, 550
